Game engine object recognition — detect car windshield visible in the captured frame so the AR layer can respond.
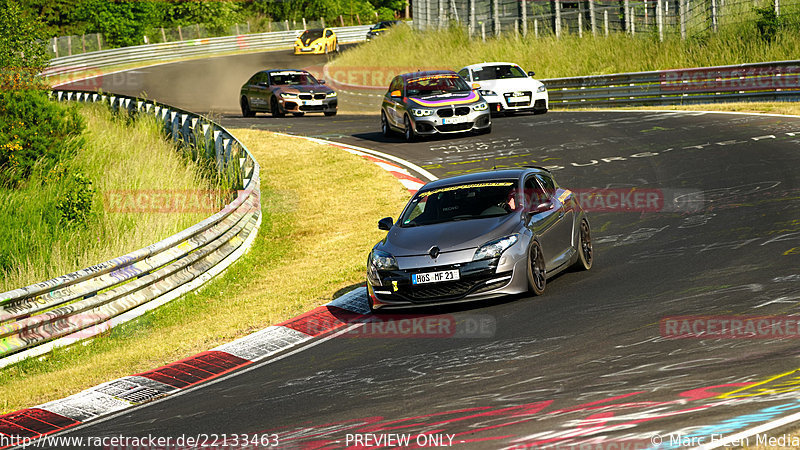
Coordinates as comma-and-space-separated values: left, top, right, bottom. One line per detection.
300, 29, 324, 41
399, 181, 520, 227
405, 74, 472, 97
270, 71, 318, 86
472, 65, 527, 81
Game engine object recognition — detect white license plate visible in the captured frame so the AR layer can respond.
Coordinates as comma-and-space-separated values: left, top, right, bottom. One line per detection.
442, 117, 465, 125
303, 99, 323, 106
509, 96, 530, 103
412, 270, 460, 285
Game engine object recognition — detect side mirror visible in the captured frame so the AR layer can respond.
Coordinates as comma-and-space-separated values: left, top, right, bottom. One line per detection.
528, 71, 536, 77
319, 79, 326, 84
390, 90, 402, 98
531, 201, 553, 214
378, 217, 394, 230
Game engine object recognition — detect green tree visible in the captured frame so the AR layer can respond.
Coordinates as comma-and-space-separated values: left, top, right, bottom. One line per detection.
0, 0, 48, 90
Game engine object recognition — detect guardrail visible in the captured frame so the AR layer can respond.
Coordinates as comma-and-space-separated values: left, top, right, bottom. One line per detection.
0, 90, 261, 369
545, 60, 800, 107
44, 25, 373, 78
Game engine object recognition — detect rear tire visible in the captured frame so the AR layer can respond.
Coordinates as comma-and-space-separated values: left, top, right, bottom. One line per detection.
575, 219, 593, 270
271, 97, 285, 118
240, 97, 255, 117
404, 115, 416, 142
527, 240, 546, 296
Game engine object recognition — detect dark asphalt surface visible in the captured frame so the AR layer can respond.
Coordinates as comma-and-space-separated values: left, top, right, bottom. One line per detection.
54, 50, 800, 449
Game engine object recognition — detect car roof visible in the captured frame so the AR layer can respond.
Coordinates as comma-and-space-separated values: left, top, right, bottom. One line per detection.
261, 69, 310, 74
460, 62, 523, 70
419, 168, 550, 191
398, 70, 458, 81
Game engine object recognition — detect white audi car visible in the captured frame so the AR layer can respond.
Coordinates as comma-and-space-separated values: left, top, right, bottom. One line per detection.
458, 62, 548, 115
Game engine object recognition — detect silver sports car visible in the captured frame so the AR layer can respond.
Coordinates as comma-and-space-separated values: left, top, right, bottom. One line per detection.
367, 168, 593, 311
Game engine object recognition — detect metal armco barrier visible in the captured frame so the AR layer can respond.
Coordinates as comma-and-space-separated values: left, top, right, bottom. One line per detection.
44, 25, 373, 78
545, 60, 800, 107
0, 90, 262, 369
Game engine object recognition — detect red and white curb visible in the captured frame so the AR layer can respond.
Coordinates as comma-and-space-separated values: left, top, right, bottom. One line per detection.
0, 135, 433, 449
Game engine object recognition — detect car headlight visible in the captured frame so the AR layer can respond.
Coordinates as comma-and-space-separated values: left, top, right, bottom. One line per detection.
412, 109, 433, 117
370, 250, 398, 270
473, 102, 489, 111
473, 235, 518, 261
537, 85, 547, 93
326, 91, 337, 98
478, 89, 497, 96
281, 92, 298, 99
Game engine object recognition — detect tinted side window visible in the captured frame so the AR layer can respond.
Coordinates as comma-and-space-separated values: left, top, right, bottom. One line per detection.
524, 177, 548, 208
325, 30, 333, 37
457, 68, 470, 81
535, 174, 556, 198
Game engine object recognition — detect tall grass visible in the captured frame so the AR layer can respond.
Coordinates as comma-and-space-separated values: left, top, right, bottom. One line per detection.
331, 5, 800, 82
0, 104, 221, 292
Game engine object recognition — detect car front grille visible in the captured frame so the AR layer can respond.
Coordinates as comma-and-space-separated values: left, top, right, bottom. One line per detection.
436, 123, 473, 132
300, 105, 325, 111
436, 106, 471, 117
406, 280, 474, 300
299, 93, 327, 100
504, 91, 532, 107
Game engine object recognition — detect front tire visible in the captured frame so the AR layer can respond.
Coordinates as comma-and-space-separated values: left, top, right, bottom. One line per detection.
381, 111, 392, 137
292, 112, 305, 117
324, 110, 337, 117
527, 240, 546, 296
575, 219, 593, 270
271, 97, 285, 118
403, 115, 416, 142
240, 97, 255, 117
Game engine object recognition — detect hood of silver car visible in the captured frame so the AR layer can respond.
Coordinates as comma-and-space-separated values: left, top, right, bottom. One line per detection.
377, 213, 522, 257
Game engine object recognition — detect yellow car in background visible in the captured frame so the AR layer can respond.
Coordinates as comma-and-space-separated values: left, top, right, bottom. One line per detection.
294, 28, 339, 55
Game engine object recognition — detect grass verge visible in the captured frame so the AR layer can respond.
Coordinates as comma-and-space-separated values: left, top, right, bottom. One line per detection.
0, 129, 410, 413
0, 104, 218, 292
329, 18, 800, 85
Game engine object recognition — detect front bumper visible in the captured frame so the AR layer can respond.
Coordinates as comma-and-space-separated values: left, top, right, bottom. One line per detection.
294, 45, 325, 55
279, 96, 337, 113
410, 107, 491, 135
484, 91, 549, 113
367, 241, 530, 309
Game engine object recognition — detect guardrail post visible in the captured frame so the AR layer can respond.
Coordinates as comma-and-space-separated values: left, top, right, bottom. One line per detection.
589, 0, 596, 36
535, 18, 539, 38
775, 0, 780, 15
624, 0, 631, 33
178, 25, 183, 41
481, 21, 486, 41
302, 17, 306, 29
285, 20, 290, 31
711, 0, 717, 32
469, 0, 475, 36
555, 0, 562, 38
657, 0, 664, 41
680, 0, 686, 39
604, 10, 608, 36
578, 8, 583, 38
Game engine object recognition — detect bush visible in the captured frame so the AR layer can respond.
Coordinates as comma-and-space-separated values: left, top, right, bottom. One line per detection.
0, 90, 85, 188
56, 171, 94, 227
754, 5, 783, 41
